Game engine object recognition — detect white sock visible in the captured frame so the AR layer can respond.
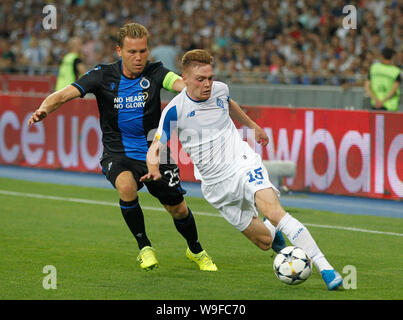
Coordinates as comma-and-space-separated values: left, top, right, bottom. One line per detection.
263, 219, 276, 240
277, 213, 333, 272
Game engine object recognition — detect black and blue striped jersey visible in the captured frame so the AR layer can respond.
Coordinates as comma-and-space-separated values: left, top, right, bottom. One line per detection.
72, 60, 179, 161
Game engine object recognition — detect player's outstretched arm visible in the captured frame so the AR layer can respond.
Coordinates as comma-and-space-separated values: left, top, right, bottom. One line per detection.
228, 98, 269, 146
140, 139, 163, 182
170, 77, 185, 93
27, 85, 81, 126
162, 71, 185, 93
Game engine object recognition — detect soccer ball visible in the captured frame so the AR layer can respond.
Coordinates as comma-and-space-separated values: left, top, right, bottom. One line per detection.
273, 246, 312, 285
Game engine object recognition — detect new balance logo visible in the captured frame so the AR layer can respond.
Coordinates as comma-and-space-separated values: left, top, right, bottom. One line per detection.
186, 110, 196, 118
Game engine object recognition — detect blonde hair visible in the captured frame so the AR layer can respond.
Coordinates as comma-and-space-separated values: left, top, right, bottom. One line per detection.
181, 49, 213, 71
117, 23, 150, 47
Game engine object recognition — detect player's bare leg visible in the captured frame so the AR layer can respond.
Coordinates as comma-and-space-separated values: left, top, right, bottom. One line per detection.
244, 188, 286, 253
254, 188, 286, 227
241, 217, 273, 251
115, 171, 138, 201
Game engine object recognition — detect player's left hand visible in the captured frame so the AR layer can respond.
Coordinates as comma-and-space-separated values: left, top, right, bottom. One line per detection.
140, 171, 162, 182
255, 126, 269, 147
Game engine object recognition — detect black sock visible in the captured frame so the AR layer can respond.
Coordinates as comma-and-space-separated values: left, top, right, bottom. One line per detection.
120, 198, 151, 250
173, 208, 203, 254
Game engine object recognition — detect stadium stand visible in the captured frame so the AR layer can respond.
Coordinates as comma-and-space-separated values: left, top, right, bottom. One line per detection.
0, 0, 401, 86
0, 1, 402, 199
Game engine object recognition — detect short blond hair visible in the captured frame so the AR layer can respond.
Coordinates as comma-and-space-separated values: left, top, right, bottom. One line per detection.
181, 49, 213, 71
117, 22, 150, 47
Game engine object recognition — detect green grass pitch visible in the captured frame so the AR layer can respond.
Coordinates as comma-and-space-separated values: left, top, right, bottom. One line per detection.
0, 177, 402, 300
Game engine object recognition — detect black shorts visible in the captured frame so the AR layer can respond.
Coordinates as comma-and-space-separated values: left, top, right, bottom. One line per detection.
100, 155, 185, 206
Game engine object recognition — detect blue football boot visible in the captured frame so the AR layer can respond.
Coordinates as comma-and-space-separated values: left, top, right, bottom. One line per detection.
263, 217, 287, 253
321, 269, 343, 290
272, 230, 286, 253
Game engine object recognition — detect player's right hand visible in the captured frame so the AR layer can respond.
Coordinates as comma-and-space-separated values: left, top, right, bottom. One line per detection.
255, 126, 269, 147
27, 109, 48, 126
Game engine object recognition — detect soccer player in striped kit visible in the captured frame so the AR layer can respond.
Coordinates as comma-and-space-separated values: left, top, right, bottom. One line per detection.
27, 23, 217, 272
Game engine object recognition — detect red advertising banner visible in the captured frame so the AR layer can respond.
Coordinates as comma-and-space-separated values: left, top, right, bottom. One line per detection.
0, 94, 101, 172
0, 94, 402, 199
236, 106, 403, 199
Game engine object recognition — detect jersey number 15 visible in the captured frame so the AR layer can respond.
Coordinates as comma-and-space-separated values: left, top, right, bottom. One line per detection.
246, 167, 264, 183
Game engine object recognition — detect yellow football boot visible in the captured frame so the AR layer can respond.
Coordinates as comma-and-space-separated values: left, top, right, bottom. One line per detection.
137, 246, 159, 271
186, 248, 218, 271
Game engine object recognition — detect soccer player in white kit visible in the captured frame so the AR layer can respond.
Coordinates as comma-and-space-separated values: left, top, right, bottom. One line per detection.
141, 49, 343, 290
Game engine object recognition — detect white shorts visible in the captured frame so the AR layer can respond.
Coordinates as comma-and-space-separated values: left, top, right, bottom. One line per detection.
201, 152, 280, 232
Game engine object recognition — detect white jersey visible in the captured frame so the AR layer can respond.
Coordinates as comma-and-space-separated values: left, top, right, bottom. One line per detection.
156, 81, 256, 185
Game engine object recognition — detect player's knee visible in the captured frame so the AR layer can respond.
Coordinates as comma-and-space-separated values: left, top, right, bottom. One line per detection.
256, 235, 272, 251
116, 182, 137, 201
115, 171, 138, 201
258, 242, 271, 251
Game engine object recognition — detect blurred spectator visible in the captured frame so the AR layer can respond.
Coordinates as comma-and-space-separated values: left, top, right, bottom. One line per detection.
365, 47, 401, 111
22, 37, 48, 73
55, 37, 86, 91
0, 0, 401, 85
0, 37, 16, 73
150, 36, 179, 72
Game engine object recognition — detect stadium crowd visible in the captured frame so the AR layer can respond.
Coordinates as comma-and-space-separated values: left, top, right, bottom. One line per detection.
0, 0, 402, 85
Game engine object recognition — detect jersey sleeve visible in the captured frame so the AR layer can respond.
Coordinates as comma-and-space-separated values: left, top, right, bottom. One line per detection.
71, 65, 103, 97
162, 71, 182, 92
155, 103, 178, 145
224, 83, 230, 101
153, 64, 181, 93
216, 81, 231, 101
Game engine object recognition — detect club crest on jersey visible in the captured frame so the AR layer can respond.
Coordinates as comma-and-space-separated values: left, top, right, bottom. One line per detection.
140, 77, 150, 89
217, 97, 224, 108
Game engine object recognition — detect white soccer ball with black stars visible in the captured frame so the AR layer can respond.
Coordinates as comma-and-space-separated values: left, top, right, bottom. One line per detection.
273, 246, 312, 285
